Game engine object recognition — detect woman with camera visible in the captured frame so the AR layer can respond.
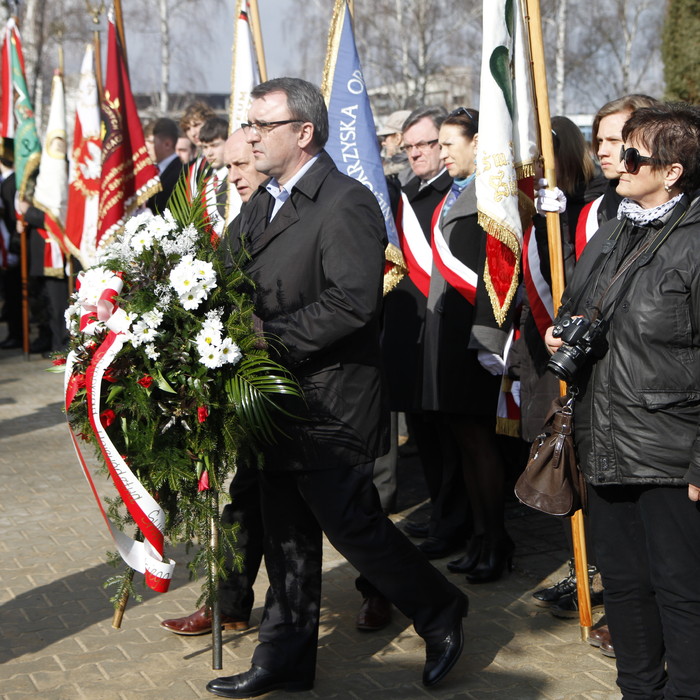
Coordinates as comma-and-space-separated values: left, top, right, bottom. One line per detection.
545, 103, 700, 699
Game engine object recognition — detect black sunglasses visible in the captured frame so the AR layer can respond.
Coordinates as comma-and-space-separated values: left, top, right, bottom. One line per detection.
448, 106, 476, 122
619, 145, 663, 175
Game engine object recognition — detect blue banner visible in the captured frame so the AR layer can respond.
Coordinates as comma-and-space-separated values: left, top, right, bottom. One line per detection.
324, 5, 399, 248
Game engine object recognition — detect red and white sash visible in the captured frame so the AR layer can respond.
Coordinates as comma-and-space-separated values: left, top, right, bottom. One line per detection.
431, 193, 477, 304
575, 195, 602, 260
395, 191, 431, 296
521, 222, 554, 339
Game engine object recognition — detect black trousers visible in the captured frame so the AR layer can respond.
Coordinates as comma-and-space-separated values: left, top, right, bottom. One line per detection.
251, 462, 467, 680
587, 484, 700, 700
406, 412, 469, 542
219, 466, 264, 620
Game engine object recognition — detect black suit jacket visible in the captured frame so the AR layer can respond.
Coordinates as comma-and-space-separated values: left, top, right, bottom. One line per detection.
147, 157, 184, 214
231, 150, 389, 471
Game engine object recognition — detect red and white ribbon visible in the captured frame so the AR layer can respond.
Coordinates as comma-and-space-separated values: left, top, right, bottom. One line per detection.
65, 278, 174, 592
76, 270, 130, 336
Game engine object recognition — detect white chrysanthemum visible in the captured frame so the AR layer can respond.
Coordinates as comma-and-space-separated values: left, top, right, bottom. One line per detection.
77, 267, 119, 306
180, 284, 207, 310
148, 213, 177, 240
169, 256, 198, 294
64, 302, 82, 331
193, 259, 216, 283
196, 326, 221, 349
142, 308, 164, 329
199, 345, 223, 369
144, 343, 160, 360
219, 337, 242, 366
130, 319, 159, 347
123, 209, 154, 237
131, 227, 155, 253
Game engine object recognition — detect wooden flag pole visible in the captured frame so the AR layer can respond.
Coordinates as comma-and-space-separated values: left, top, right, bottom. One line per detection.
523, 0, 592, 640
248, 0, 267, 82
94, 31, 104, 103
113, 0, 127, 67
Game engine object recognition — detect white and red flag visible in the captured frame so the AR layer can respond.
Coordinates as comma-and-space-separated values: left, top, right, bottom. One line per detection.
225, 0, 262, 222
33, 70, 68, 277
65, 45, 101, 269
476, 0, 538, 326
0, 18, 16, 138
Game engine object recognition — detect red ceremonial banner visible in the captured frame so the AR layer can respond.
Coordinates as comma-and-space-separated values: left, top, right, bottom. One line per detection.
97, 17, 160, 251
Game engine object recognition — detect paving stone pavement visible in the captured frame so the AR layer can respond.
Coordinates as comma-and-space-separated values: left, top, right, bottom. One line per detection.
0, 345, 619, 700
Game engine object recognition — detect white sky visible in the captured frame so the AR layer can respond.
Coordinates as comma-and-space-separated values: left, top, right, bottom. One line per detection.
125, 1, 301, 96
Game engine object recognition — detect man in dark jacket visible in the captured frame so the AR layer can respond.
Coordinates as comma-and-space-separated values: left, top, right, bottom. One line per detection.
206, 78, 467, 699
145, 117, 184, 214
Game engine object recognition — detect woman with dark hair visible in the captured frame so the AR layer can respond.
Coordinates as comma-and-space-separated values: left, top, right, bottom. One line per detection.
423, 108, 513, 583
546, 103, 700, 698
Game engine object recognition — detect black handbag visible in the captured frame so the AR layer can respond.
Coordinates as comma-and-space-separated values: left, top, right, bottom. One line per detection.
514, 391, 587, 517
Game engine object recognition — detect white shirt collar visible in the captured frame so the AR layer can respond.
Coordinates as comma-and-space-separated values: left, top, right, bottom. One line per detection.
265, 154, 319, 220
157, 152, 178, 174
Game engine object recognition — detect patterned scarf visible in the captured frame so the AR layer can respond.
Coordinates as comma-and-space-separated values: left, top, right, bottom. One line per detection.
617, 193, 683, 225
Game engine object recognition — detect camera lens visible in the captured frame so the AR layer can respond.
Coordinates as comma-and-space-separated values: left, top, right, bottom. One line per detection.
547, 345, 584, 382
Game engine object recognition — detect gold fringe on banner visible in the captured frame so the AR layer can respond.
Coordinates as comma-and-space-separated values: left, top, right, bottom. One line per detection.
478, 211, 521, 327
320, 0, 345, 102
383, 242, 407, 295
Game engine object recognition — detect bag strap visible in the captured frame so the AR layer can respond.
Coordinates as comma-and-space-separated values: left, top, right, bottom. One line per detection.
562, 194, 690, 323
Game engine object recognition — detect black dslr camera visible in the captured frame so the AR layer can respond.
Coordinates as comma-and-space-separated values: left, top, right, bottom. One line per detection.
547, 315, 608, 383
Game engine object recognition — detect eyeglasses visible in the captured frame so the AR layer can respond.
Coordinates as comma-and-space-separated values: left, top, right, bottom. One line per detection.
401, 138, 438, 153
240, 119, 304, 136
619, 145, 663, 175
448, 106, 476, 122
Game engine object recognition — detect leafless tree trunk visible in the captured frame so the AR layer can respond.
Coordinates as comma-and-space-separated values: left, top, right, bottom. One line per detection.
554, 0, 567, 115
159, 0, 169, 114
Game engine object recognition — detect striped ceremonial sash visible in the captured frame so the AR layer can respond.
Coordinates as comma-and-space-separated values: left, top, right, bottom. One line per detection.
521, 222, 553, 339
395, 191, 431, 296
431, 193, 477, 304
575, 195, 602, 259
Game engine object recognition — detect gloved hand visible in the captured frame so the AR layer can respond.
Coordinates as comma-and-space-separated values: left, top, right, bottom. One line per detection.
477, 350, 505, 376
535, 177, 567, 215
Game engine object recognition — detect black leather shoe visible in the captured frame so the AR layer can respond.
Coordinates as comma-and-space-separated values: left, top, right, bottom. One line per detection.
550, 589, 605, 619
206, 665, 313, 698
404, 521, 430, 538
418, 537, 462, 560
422, 621, 464, 687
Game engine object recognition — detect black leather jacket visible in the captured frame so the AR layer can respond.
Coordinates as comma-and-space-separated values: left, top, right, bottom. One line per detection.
556, 194, 700, 488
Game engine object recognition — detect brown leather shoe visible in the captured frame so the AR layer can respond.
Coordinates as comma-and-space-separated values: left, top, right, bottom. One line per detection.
588, 625, 615, 657
160, 605, 249, 636
355, 594, 392, 631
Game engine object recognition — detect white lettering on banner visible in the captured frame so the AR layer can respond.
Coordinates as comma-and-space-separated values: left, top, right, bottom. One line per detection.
347, 70, 364, 95
336, 100, 394, 227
